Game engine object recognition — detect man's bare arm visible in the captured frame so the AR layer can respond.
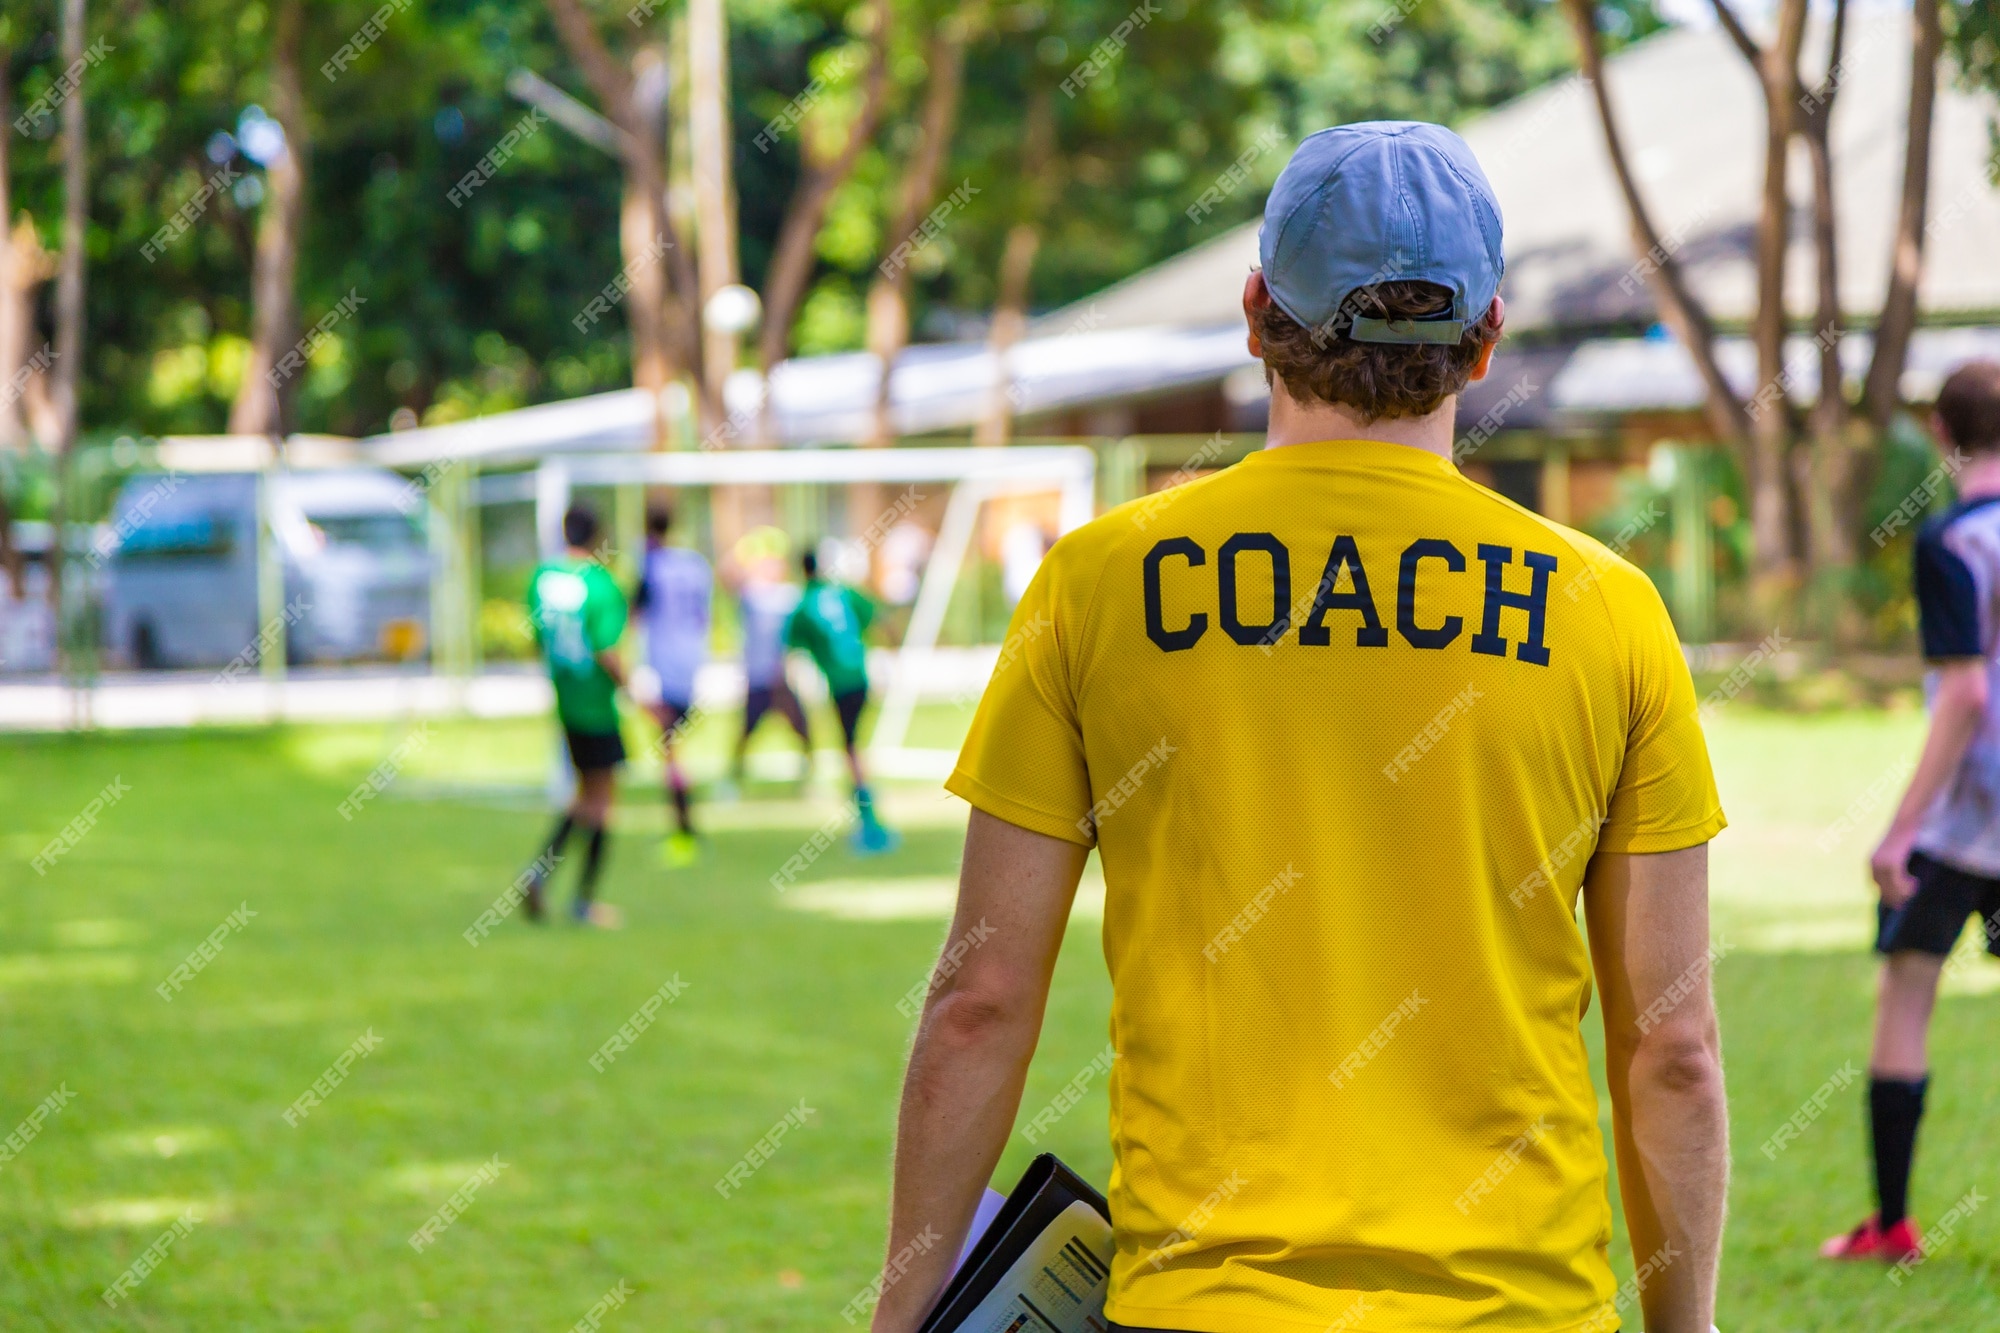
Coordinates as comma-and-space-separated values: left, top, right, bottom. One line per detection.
1584, 844, 1727, 1333
1871, 658, 1986, 906
870, 809, 1088, 1333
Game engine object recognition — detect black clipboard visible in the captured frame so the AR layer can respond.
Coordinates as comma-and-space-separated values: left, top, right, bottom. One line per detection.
916, 1154, 1114, 1333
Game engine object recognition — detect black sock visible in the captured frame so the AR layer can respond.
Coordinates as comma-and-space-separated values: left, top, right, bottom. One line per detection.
1869, 1075, 1928, 1227
576, 824, 608, 907
669, 781, 693, 834
539, 815, 576, 869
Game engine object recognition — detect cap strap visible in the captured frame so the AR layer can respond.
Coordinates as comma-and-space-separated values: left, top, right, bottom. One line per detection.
1349, 316, 1468, 345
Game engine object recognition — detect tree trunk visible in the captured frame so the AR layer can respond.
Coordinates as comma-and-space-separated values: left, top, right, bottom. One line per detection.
755, 0, 892, 382
543, 0, 693, 450
864, 7, 972, 449
1563, 0, 1749, 454
976, 85, 1056, 447
228, 0, 308, 439
688, 0, 740, 430
1743, 0, 1808, 600
1862, 0, 1942, 430
49, 0, 88, 638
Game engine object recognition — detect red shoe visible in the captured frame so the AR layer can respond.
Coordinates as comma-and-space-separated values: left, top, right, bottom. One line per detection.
1820, 1214, 1922, 1262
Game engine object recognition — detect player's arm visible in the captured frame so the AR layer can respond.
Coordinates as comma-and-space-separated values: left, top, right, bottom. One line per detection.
1870, 658, 1986, 906
870, 809, 1088, 1333
1584, 843, 1727, 1333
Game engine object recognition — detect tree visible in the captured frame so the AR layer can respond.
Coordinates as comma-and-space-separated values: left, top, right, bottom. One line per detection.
227, 0, 307, 437
1565, 0, 1946, 625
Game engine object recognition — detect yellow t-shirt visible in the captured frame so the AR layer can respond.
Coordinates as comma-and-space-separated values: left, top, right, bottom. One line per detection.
946, 438, 1725, 1333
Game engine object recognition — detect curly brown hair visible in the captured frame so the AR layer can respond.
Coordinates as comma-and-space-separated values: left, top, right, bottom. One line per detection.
1252, 279, 1500, 423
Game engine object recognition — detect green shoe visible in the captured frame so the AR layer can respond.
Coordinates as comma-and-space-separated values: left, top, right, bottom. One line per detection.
661, 831, 700, 868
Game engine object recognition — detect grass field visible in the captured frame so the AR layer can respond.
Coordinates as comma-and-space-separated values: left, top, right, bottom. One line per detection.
3, 698, 1998, 1330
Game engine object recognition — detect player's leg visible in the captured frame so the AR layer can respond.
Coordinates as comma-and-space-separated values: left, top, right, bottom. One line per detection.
654, 699, 700, 866
568, 730, 626, 925
735, 685, 773, 784
835, 687, 894, 852
523, 728, 589, 922
1824, 851, 1972, 1260
774, 678, 815, 781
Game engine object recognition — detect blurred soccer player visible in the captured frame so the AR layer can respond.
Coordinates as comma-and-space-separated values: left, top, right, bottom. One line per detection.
1824, 361, 2000, 1264
786, 548, 896, 853
634, 504, 711, 868
520, 503, 628, 927
728, 531, 815, 790
871, 124, 1728, 1333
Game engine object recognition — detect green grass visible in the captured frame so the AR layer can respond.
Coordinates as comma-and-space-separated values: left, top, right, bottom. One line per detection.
2, 702, 1997, 1330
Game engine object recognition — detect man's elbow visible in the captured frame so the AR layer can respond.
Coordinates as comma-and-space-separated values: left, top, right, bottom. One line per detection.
1628, 1027, 1724, 1097
923, 985, 1027, 1049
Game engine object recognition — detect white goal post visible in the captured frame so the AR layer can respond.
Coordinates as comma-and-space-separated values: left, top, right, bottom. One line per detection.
533, 446, 1097, 770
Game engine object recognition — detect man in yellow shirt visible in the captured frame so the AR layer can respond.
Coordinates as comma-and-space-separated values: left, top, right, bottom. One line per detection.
871, 122, 1729, 1333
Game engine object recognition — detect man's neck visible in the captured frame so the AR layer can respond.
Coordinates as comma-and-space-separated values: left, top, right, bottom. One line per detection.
1263, 381, 1459, 460
1957, 449, 2000, 500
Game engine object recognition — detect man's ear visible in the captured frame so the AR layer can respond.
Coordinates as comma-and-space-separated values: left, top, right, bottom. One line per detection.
1468, 295, 1505, 381
1243, 270, 1270, 359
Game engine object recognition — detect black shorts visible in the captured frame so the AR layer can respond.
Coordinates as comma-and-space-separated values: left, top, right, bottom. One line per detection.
833, 687, 869, 749
1877, 850, 2000, 958
564, 726, 627, 773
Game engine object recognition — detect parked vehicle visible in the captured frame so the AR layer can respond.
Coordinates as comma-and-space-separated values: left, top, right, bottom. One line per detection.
102, 469, 432, 669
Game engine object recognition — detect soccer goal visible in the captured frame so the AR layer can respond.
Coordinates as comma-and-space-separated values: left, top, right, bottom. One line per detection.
526, 444, 1098, 777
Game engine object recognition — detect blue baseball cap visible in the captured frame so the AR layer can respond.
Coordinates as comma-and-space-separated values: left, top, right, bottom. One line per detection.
1258, 121, 1504, 345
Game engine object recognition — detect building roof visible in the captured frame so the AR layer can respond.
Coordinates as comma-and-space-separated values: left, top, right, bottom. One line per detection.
1034, 12, 2000, 337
